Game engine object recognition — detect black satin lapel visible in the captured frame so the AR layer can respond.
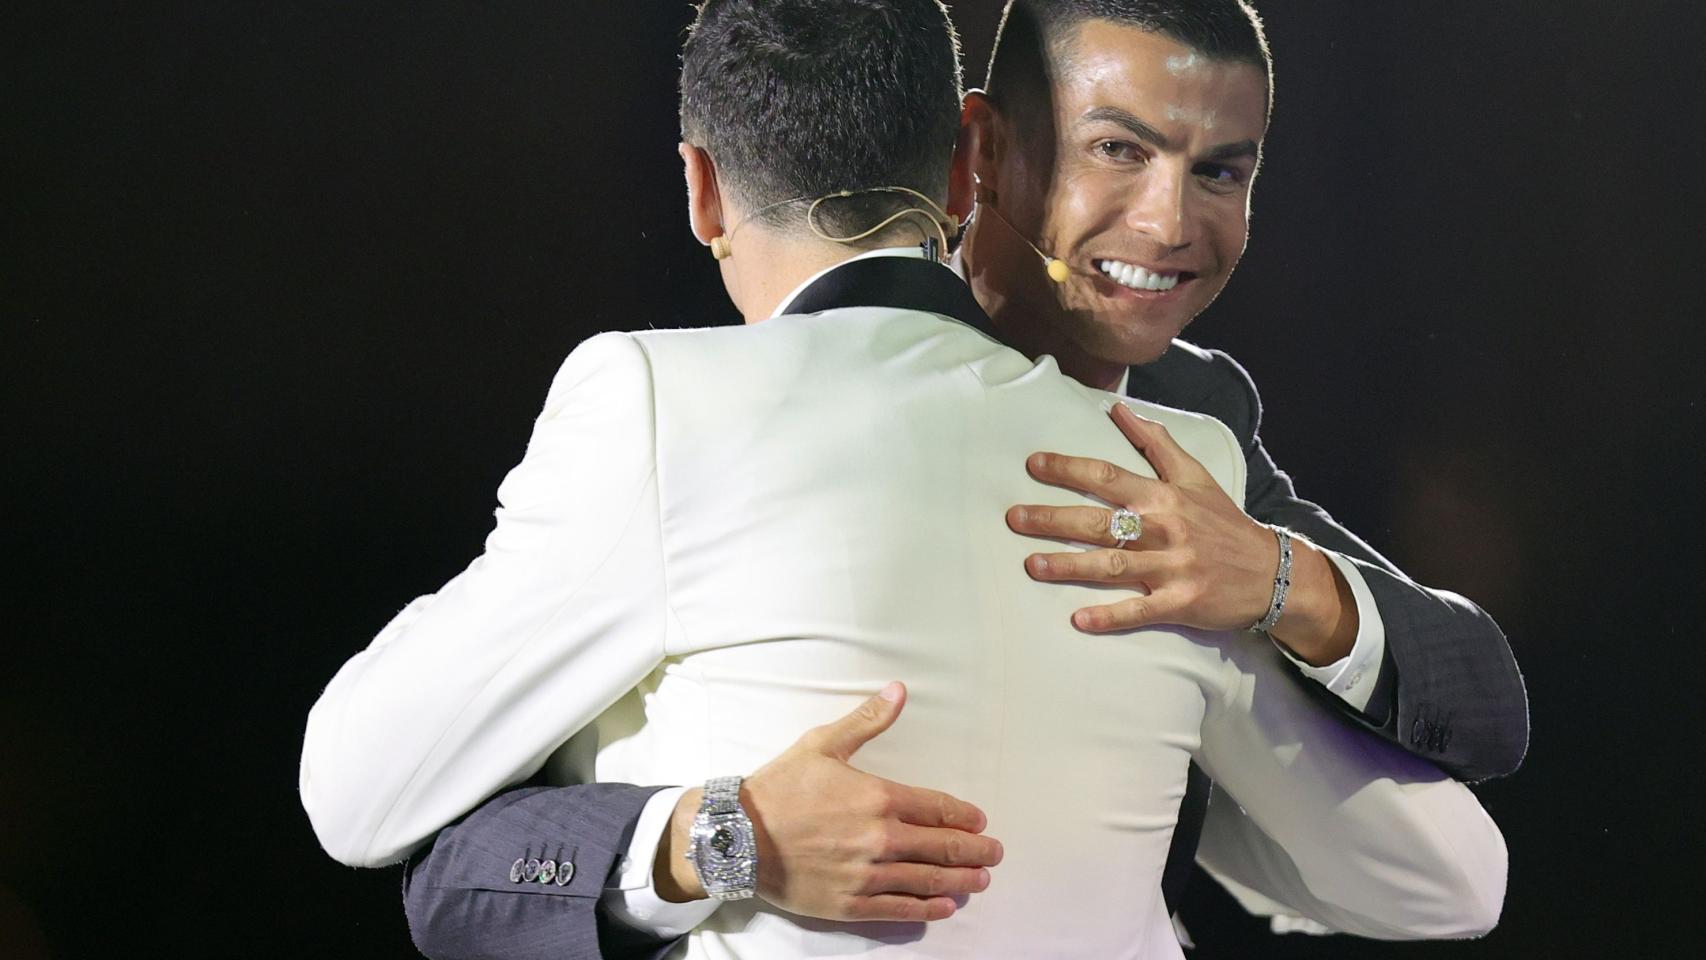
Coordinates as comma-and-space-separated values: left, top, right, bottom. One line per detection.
778, 256, 996, 339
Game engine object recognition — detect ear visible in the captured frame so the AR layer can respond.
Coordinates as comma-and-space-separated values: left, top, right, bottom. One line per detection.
945, 100, 981, 222
679, 142, 724, 247
961, 91, 1004, 201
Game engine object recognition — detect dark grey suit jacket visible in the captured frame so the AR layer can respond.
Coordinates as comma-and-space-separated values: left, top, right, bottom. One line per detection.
400, 337, 1529, 960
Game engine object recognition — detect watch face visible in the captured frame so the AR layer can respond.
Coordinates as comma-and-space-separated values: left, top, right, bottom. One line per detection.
710, 826, 737, 856
693, 813, 756, 894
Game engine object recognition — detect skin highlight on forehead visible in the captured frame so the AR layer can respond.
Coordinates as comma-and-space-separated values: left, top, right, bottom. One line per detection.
1165, 103, 1217, 131
1164, 50, 1204, 75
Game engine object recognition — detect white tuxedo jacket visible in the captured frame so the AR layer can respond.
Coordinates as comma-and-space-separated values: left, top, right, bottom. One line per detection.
302, 256, 1504, 958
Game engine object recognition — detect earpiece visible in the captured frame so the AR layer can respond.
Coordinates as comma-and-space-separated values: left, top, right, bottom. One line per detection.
975, 199, 1068, 283
709, 186, 954, 264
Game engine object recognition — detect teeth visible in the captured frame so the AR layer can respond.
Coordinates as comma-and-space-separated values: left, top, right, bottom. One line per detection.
1097, 259, 1180, 292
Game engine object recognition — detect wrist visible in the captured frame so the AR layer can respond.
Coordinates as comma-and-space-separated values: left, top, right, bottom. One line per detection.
1269, 539, 1358, 666
655, 788, 707, 902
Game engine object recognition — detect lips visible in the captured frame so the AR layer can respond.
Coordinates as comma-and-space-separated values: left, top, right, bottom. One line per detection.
1095, 259, 1194, 292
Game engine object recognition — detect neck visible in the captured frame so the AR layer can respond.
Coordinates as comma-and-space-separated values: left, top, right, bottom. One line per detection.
724, 230, 914, 324
961, 216, 1128, 392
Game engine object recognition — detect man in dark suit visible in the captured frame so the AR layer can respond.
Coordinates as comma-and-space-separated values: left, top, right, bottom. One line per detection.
394, 1, 1526, 957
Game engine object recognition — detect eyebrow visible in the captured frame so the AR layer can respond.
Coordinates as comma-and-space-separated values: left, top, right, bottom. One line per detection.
1080, 106, 1259, 163
1204, 140, 1259, 163
1081, 106, 1170, 149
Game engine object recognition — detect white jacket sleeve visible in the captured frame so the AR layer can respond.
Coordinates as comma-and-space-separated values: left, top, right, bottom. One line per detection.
299, 332, 668, 867
1195, 639, 1507, 939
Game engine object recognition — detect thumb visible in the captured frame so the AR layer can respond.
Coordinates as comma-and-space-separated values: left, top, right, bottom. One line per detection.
814, 682, 906, 762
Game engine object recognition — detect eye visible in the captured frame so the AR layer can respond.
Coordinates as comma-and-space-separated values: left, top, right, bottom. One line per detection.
1193, 163, 1245, 191
1095, 139, 1145, 164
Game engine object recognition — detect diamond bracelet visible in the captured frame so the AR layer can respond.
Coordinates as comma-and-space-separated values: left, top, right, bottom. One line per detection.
1249, 527, 1293, 633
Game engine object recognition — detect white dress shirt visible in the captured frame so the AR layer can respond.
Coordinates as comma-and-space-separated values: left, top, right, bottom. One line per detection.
301, 261, 1505, 957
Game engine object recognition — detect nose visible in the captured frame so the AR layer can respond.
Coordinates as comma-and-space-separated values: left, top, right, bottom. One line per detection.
1124, 163, 1193, 251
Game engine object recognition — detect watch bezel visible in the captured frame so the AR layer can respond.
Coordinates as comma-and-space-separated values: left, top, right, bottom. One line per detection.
688, 794, 758, 900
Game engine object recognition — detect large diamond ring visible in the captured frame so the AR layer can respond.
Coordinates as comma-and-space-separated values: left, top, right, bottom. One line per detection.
1108, 507, 1142, 546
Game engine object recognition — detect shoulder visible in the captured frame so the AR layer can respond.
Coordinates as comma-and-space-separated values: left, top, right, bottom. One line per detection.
1127, 338, 1262, 449
548, 331, 655, 400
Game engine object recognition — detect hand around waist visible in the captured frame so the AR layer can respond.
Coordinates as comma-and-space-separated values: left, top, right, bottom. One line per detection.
655, 682, 1004, 922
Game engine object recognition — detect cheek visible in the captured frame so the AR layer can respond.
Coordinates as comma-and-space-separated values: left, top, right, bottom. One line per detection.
1046, 171, 1129, 242
1199, 200, 1250, 264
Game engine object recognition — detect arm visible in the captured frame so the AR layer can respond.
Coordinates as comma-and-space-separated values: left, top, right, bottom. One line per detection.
300, 332, 669, 866
1017, 346, 1528, 781
400, 685, 1003, 958
1226, 351, 1529, 781
1195, 638, 1507, 940
404, 783, 680, 960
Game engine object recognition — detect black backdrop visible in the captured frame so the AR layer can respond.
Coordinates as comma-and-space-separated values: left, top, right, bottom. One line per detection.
5, 2, 1702, 957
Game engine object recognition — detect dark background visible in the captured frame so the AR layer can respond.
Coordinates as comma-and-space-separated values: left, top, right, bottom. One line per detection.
5, 1, 1702, 956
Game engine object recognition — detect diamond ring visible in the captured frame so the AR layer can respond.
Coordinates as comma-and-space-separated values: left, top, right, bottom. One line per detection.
1108, 507, 1142, 546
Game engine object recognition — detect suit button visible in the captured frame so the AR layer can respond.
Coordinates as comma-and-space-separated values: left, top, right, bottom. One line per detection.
509, 858, 526, 883
523, 858, 542, 882
556, 860, 575, 886
538, 859, 557, 884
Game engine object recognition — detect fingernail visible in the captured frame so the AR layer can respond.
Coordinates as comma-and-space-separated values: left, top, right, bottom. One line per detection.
977, 868, 991, 890
878, 682, 902, 703
1011, 507, 1028, 524
1028, 555, 1048, 574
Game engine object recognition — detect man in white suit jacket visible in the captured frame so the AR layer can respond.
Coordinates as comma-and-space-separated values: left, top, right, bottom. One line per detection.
301, 1, 1504, 956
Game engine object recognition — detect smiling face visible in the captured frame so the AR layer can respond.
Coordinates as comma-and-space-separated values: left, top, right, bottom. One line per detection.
969, 21, 1269, 380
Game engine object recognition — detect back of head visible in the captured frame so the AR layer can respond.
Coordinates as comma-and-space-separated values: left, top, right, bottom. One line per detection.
985, 0, 1272, 121
680, 0, 964, 235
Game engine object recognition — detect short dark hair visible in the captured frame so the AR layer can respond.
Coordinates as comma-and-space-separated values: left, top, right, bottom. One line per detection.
985, 0, 1272, 122
680, 0, 964, 235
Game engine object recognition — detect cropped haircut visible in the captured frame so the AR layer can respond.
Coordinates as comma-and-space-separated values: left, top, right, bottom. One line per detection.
985, 0, 1272, 123
679, 0, 964, 235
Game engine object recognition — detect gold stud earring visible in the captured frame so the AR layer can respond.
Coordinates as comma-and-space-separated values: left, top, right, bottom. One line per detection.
710, 235, 732, 260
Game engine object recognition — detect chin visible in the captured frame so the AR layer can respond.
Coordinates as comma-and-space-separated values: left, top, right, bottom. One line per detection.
1089, 312, 1190, 368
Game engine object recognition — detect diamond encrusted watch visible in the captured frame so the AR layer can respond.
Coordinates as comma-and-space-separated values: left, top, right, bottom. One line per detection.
685, 775, 758, 901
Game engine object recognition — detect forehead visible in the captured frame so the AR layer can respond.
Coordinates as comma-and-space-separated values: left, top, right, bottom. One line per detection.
1053, 20, 1268, 142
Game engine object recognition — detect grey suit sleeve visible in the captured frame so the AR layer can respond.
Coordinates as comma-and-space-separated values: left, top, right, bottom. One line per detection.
403, 783, 683, 960
1207, 349, 1528, 782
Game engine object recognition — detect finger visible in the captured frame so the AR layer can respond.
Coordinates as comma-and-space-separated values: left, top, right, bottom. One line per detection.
844, 894, 959, 923
1024, 547, 1164, 585
1108, 403, 1212, 485
1025, 451, 1153, 503
1072, 590, 1186, 633
1007, 503, 1140, 548
882, 823, 1005, 867
884, 782, 989, 833
860, 863, 992, 898
807, 682, 906, 762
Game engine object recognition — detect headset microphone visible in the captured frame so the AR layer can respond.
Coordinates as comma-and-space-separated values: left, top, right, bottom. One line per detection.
976, 201, 1069, 283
